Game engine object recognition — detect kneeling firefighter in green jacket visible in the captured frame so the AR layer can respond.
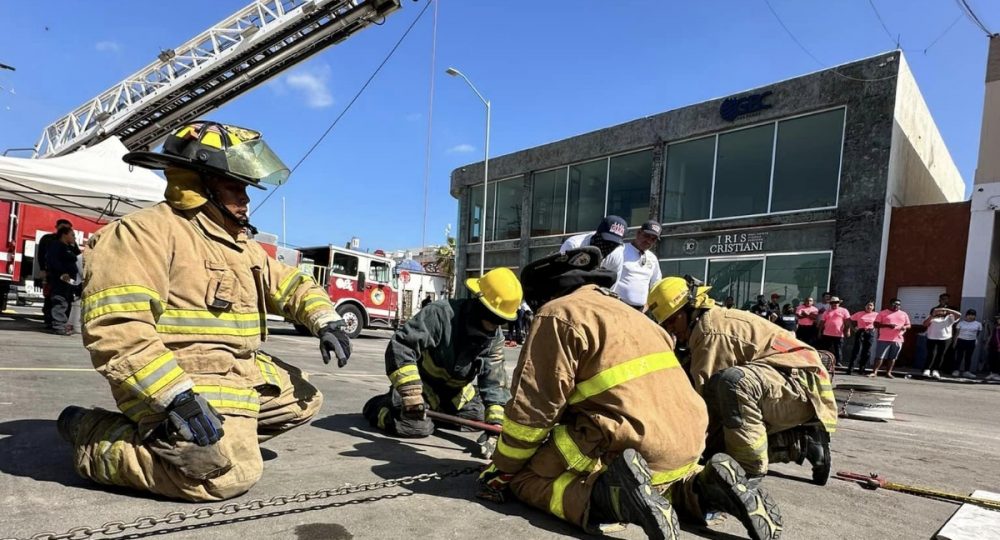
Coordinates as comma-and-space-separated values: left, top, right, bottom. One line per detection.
363, 268, 523, 440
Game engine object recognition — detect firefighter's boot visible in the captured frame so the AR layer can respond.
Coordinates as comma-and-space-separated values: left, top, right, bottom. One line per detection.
588, 448, 680, 540
805, 427, 831, 486
695, 453, 783, 540
57, 406, 90, 444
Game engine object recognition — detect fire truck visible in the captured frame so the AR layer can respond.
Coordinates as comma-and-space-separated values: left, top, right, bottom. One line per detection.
298, 244, 399, 338
1, 201, 106, 306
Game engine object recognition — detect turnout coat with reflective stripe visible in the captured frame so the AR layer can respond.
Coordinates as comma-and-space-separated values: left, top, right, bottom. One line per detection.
82, 201, 338, 428
688, 307, 838, 433
385, 299, 508, 420
494, 285, 708, 482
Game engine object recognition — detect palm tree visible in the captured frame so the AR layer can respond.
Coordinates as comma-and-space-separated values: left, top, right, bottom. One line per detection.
435, 236, 456, 297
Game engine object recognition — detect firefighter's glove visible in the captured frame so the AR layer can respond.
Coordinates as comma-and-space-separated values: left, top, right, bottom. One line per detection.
476, 464, 513, 504
398, 385, 426, 420
476, 432, 498, 460
319, 321, 352, 368
166, 390, 225, 447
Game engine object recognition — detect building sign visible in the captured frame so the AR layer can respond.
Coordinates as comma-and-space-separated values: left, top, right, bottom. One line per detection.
720, 91, 773, 122
709, 232, 769, 254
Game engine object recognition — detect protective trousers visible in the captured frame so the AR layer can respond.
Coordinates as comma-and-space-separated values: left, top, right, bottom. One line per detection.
506, 436, 705, 527
69, 357, 321, 502
362, 386, 484, 438
702, 364, 815, 476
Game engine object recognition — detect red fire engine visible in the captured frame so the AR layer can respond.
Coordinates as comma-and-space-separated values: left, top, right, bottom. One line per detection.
298, 244, 399, 338
1, 201, 106, 306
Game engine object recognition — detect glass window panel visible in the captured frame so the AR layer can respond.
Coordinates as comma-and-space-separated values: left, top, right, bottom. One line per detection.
531, 169, 567, 236
762, 253, 831, 307
468, 183, 495, 243
771, 109, 844, 212
566, 159, 608, 233
607, 150, 653, 225
659, 259, 707, 282
494, 177, 524, 241
707, 258, 764, 309
713, 124, 774, 219
663, 137, 714, 223
331, 253, 359, 277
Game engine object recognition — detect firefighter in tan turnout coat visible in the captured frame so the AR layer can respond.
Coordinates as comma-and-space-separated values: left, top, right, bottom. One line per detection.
476, 248, 784, 540
57, 121, 352, 502
648, 276, 838, 486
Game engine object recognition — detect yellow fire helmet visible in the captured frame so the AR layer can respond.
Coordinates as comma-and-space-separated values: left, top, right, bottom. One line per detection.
123, 121, 290, 190
465, 267, 524, 321
647, 276, 715, 324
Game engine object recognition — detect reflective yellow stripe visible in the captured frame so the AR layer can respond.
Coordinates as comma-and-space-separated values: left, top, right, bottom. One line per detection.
731, 433, 768, 461
193, 385, 260, 413
496, 438, 538, 461
273, 272, 308, 307
452, 384, 476, 409
650, 460, 700, 485
121, 351, 184, 398
420, 352, 469, 387
568, 352, 679, 404
821, 418, 838, 434
377, 407, 390, 429
552, 425, 596, 473
156, 309, 262, 337
501, 414, 551, 443
389, 365, 421, 387
82, 285, 161, 322
549, 472, 578, 520
485, 404, 504, 423
256, 357, 281, 387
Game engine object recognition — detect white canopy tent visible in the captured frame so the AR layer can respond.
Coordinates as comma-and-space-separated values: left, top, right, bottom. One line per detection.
0, 136, 165, 220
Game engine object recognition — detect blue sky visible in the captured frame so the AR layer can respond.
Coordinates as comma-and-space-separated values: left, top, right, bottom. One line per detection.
0, 1, 997, 252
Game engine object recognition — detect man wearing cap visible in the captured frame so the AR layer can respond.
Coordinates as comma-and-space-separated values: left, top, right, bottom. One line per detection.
363, 267, 522, 441
611, 220, 663, 310
559, 215, 628, 276
818, 297, 851, 368
56, 121, 351, 502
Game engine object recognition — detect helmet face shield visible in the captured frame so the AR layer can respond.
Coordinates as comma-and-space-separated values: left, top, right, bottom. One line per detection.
224, 139, 290, 186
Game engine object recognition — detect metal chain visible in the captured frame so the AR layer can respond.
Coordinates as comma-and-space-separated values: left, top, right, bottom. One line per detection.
4, 466, 481, 540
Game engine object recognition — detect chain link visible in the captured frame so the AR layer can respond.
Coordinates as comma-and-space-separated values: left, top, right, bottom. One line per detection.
4, 466, 481, 540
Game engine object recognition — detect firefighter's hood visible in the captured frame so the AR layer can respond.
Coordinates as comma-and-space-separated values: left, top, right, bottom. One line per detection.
164, 168, 209, 210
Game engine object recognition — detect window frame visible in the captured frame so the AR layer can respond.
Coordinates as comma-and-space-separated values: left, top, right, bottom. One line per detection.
468, 175, 523, 244
658, 250, 833, 298
662, 106, 847, 225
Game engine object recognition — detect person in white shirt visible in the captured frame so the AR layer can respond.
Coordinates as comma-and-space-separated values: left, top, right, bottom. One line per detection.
559, 215, 628, 276
923, 307, 961, 379
611, 220, 663, 309
952, 309, 983, 379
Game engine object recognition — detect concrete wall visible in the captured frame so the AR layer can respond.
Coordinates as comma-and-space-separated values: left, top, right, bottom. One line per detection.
974, 37, 1000, 185
888, 55, 966, 205
452, 52, 904, 305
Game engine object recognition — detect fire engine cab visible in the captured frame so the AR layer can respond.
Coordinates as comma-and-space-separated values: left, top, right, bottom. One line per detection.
298, 244, 399, 338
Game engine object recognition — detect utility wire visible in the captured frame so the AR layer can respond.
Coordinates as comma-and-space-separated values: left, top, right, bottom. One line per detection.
420, 0, 439, 250
954, 0, 995, 36
252, 0, 434, 215
762, 0, 898, 82
867, 0, 900, 49
923, 14, 964, 55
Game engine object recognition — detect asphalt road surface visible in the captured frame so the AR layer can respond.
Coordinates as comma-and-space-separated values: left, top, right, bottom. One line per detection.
2, 308, 999, 539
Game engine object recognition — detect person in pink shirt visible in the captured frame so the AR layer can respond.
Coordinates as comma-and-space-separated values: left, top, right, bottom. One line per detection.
847, 301, 877, 375
869, 298, 911, 379
795, 297, 819, 345
819, 296, 851, 369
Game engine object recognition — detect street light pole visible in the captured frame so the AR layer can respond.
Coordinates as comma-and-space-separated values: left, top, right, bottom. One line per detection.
446, 67, 490, 277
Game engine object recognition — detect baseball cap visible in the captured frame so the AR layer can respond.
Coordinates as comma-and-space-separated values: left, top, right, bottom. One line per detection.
595, 215, 628, 244
639, 220, 662, 238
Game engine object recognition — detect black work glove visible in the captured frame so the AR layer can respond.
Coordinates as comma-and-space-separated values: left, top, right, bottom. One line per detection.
166, 390, 224, 446
319, 321, 352, 367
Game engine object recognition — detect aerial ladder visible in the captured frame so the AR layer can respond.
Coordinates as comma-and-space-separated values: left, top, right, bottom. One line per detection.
34, 0, 402, 158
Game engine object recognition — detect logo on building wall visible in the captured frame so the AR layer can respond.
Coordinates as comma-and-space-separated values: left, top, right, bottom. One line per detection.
683, 239, 699, 255
720, 91, 773, 122
709, 232, 769, 254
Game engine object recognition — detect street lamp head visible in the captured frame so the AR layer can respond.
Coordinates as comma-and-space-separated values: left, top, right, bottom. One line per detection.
445, 67, 461, 77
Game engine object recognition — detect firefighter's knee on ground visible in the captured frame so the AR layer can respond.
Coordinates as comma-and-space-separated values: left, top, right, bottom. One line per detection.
706, 368, 750, 429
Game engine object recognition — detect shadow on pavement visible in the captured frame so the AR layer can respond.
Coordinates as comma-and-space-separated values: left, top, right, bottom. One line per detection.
313, 413, 583, 537
0, 419, 92, 488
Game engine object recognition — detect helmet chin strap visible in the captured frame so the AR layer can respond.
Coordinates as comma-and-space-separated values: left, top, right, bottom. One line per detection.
203, 176, 258, 235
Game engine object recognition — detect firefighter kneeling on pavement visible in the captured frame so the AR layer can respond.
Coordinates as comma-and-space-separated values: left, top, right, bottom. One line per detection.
57, 121, 352, 502
477, 248, 783, 540
647, 276, 837, 486
362, 267, 521, 441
